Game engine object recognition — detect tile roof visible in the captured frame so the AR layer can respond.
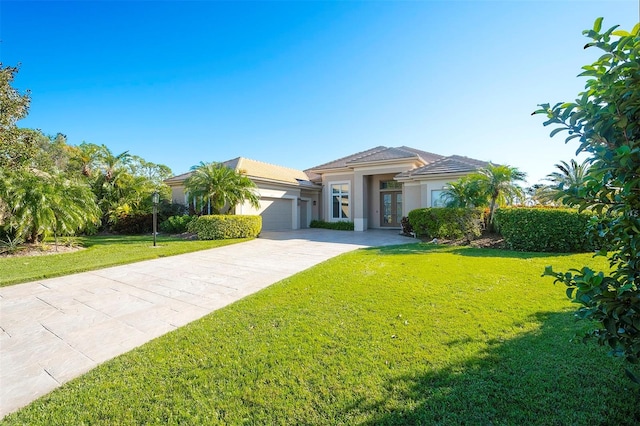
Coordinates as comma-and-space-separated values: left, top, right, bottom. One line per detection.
165, 158, 316, 186
309, 146, 444, 170
396, 155, 490, 178
230, 157, 312, 184
308, 146, 389, 170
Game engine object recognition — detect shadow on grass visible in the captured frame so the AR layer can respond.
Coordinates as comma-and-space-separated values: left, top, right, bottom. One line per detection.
80, 235, 181, 247
448, 247, 580, 259
348, 310, 640, 425
367, 243, 577, 259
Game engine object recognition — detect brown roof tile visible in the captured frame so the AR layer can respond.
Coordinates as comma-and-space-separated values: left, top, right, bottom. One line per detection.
396, 155, 490, 178
310, 146, 444, 170
165, 158, 316, 186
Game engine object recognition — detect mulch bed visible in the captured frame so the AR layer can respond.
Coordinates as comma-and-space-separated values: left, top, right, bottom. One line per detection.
0, 243, 84, 258
414, 231, 506, 249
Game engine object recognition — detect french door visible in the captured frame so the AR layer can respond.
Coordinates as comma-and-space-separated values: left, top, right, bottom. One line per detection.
381, 191, 402, 227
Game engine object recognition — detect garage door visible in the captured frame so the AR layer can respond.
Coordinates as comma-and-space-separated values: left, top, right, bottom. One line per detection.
260, 198, 293, 231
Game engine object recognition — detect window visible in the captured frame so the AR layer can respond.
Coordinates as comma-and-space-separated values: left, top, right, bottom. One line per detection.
330, 183, 349, 219
431, 190, 446, 208
380, 180, 402, 190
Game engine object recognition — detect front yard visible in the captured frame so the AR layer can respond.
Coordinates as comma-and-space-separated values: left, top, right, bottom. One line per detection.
0, 235, 248, 287
2, 244, 639, 424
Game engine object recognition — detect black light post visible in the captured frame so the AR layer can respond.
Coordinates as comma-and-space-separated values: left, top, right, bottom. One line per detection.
152, 191, 159, 247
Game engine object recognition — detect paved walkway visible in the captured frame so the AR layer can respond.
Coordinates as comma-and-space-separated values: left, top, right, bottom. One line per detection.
0, 229, 412, 418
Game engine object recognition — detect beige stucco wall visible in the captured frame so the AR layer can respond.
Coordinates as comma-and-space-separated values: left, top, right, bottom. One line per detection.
300, 189, 320, 222
169, 185, 187, 205
168, 180, 320, 230
401, 174, 473, 214
368, 173, 401, 228
403, 182, 422, 214
321, 173, 354, 223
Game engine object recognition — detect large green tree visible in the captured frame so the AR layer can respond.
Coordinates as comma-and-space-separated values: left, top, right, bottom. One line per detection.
535, 19, 640, 379
185, 162, 260, 215
0, 63, 37, 171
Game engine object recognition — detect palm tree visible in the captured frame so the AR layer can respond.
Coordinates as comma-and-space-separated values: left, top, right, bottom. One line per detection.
442, 175, 489, 208
3, 169, 100, 243
185, 162, 260, 215
98, 145, 131, 182
542, 159, 591, 206
479, 164, 527, 228
71, 142, 101, 178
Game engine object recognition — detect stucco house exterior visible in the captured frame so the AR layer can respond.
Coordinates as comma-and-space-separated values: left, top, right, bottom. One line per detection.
165, 146, 489, 232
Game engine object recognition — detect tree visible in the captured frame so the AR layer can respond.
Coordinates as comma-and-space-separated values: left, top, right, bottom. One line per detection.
0, 63, 37, 171
442, 175, 488, 208
68, 142, 102, 178
478, 164, 526, 227
534, 18, 640, 380
185, 162, 260, 215
97, 145, 131, 182
0, 169, 100, 243
540, 159, 591, 206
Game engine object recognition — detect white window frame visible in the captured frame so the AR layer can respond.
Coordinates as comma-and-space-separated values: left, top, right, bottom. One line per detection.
328, 181, 350, 221
431, 189, 446, 208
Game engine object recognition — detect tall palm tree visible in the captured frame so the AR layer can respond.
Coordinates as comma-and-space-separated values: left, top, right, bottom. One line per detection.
185, 162, 260, 215
542, 159, 591, 206
98, 145, 131, 182
479, 164, 527, 227
71, 142, 101, 178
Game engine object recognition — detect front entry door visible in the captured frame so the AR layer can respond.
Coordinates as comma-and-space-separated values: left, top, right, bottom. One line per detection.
381, 191, 402, 227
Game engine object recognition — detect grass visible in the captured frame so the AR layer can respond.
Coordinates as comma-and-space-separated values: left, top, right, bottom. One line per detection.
3, 244, 640, 424
0, 235, 248, 287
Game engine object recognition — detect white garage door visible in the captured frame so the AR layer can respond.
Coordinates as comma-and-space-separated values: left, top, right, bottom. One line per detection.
260, 198, 293, 231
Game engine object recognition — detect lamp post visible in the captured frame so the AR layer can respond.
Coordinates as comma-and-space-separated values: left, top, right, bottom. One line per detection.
152, 191, 159, 247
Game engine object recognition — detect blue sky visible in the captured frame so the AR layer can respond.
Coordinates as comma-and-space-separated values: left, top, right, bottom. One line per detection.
2, 0, 638, 185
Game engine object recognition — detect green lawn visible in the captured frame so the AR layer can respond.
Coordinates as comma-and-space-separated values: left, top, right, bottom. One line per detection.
2, 244, 639, 425
0, 235, 248, 287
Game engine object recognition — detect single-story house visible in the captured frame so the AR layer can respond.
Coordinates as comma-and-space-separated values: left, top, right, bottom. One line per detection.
165, 146, 489, 232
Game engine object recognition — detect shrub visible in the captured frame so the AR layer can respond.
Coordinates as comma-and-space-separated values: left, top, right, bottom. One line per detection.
187, 215, 262, 240
533, 20, 640, 377
309, 220, 354, 231
407, 208, 483, 240
401, 216, 413, 236
494, 207, 597, 253
111, 214, 153, 234
158, 201, 188, 222
160, 215, 196, 234
0, 236, 25, 255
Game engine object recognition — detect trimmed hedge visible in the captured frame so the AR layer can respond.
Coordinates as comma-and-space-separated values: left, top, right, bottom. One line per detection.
494, 208, 595, 253
407, 208, 484, 240
309, 220, 354, 231
160, 215, 196, 234
187, 215, 262, 240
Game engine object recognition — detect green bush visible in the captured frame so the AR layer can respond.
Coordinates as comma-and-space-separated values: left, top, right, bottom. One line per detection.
187, 215, 262, 240
111, 214, 153, 234
309, 220, 354, 231
160, 215, 196, 234
494, 208, 597, 253
407, 208, 483, 240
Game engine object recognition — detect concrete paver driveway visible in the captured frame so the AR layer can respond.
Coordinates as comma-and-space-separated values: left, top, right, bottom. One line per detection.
0, 229, 412, 418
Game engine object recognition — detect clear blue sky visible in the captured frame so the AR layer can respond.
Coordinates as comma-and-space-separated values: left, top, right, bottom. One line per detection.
2, 0, 638, 185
